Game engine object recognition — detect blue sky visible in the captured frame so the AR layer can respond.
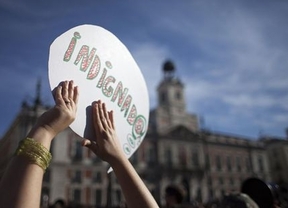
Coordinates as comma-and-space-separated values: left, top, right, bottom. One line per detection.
0, 0, 287, 139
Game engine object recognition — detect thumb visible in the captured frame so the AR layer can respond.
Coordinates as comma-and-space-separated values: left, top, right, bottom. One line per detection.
81, 139, 98, 154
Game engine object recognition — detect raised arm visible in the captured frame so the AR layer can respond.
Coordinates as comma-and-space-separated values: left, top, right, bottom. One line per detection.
0, 80, 78, 208
82, 100, 159, 208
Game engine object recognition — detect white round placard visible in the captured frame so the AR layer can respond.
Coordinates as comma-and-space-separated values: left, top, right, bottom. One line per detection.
48, 25, 149, 159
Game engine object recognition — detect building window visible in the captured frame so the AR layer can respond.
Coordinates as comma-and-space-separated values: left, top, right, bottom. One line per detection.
275, 162, 282, 171
245, 158, 251, 172
73, 189, 81, 204
85, 187, 91, 205
236, 157, 242, 172
95, 189, 102, 206
239, 177, 243, 185
175, 91, 181, 100
73, 141, 83, 161
164, 148, 172, 167
207, 177, 212, 185
258, 156, 264, 172
219, 177, 224, 185
216, 155, 222, 171
205, 154, 210, 170
85, 170, 92, 178
192, 151, 199, 167
196, 187, 202, 202
209, 189, 214, 199
147, 146, 156, 165
93, 171, 102, 183
273, 149, 279, 158
72, 170, 82, 183
179, 146, 187, 167
226, 156, 232, 172
229, 178, 234, 185
160, 92, 166, 103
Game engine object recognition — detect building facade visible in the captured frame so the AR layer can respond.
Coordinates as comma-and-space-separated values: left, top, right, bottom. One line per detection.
1, 61, 286, 207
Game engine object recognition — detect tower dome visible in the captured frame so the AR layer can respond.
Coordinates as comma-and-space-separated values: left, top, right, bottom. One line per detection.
163, 60, 175, 79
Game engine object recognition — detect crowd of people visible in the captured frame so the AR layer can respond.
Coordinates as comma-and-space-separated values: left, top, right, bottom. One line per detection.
163, 185, 260, 208
0, 80, 284, 208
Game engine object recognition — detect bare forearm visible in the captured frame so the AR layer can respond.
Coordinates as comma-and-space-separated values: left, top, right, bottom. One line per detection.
0, 128, 53, 208
0, 80, 77, 208
111, 157, 159, 208
84, 100, 158, 207
0, 156, 44, 207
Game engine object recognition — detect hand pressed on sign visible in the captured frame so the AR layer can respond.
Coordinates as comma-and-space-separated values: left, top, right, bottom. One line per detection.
82, 100, 126, 165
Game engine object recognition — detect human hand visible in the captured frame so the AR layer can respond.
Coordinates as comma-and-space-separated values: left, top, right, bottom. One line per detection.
33, 80, 79, 138
82, 100, 125, 165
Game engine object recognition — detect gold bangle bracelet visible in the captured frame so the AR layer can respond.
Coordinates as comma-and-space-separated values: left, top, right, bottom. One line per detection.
15, 138, 52, 171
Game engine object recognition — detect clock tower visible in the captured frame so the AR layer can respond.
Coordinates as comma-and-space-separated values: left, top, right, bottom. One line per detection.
151, 60, 199, 134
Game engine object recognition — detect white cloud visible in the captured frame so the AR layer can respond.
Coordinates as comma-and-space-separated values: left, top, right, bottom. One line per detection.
273, 114, 288, 123
160, 4, 288, 136
223, 94, 275, 108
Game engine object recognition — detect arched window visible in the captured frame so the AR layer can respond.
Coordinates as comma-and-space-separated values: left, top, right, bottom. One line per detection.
160, 92, 166, 103
226, 156, 232, 171
175, 91, 181, 100
216, 155, 222, 171
164, 148, 172, 167
179, 146, 187, 167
